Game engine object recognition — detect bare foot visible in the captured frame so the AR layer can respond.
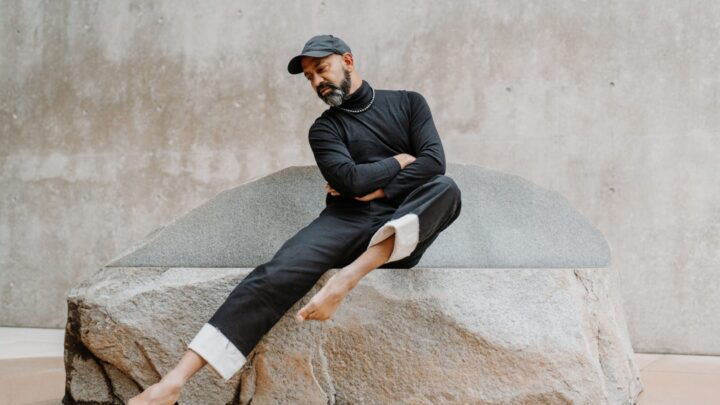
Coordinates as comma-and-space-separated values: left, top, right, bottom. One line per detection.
296, 272, 354, 322
127, 374, 183, 405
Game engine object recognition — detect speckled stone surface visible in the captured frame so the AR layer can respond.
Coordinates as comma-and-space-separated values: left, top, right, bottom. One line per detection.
108, 163, 611, 269
63, 266, 641, 404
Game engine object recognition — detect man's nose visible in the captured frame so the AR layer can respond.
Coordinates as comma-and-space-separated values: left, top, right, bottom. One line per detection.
313, 77, 325, 91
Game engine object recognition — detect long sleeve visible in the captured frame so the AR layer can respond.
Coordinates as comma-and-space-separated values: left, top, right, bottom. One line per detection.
381, 91, 446, 201
308, 118, 402, 197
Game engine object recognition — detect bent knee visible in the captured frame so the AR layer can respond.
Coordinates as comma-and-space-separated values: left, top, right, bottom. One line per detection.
430, 174, 461, 200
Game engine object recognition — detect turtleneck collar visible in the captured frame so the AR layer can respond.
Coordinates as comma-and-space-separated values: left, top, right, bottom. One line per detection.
335, 79, 372, 110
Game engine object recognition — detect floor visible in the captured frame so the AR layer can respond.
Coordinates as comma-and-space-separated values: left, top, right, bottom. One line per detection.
1, 327, 719, 404
634, 353, 720, 404
0, 327, 65, 405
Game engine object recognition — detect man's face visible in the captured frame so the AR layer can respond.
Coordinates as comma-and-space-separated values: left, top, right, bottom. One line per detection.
301, 53, 352, 107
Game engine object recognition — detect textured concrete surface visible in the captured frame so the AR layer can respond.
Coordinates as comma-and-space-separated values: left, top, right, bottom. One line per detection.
108, 164, 611, 269
1, 0, 718, 357
64, 266, 641, 404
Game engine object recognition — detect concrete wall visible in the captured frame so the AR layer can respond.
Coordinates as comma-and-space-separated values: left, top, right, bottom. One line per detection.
1, 1, 718, 354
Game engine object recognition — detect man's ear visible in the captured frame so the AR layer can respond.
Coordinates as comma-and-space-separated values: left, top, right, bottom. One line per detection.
342, 52, 355, 72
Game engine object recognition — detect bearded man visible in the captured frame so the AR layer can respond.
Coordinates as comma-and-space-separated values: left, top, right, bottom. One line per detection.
129, 34, 462, 405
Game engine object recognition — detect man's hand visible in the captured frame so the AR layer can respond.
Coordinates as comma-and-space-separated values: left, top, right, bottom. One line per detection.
394, 153, 417, 169
354, 188, 385, 202
326, 182, 384, 202
325, 152, 415, 200
325, 183, 341, 197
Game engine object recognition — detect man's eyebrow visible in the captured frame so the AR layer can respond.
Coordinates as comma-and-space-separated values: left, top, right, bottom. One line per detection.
304, 62, 327, 78
311, 62, 327, 70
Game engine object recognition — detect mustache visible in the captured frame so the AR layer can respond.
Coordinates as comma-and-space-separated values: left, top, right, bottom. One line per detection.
318, 83, 338, 94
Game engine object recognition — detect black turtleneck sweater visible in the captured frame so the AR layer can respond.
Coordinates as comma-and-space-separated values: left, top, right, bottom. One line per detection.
308, 79, 446, 205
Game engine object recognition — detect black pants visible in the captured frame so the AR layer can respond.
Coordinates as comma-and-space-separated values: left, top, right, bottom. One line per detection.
187, 174, 462, 381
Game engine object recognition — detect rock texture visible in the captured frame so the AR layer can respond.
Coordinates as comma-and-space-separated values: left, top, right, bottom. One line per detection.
64, 164, 641, 404
64, 266, 641, 404
107, 164, 611, 269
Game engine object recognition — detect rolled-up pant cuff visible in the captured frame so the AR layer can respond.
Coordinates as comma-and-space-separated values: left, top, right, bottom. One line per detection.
187, 322, 246, 381
367, 213, 419, 263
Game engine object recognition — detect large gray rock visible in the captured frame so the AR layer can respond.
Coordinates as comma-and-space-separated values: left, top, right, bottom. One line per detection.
64, 164, 641, 404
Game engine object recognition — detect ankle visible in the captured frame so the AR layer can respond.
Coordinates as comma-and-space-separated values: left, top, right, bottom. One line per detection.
160, 371, 187, 388
334, 270, 359, 290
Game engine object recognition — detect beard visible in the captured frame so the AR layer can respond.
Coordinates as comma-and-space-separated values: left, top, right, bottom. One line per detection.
317, 68, 352, 107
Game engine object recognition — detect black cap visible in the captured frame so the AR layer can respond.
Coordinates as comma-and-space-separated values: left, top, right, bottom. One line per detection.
287, 34, 352, 75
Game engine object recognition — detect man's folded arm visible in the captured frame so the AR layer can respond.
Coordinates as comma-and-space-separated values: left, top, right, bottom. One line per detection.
381, 91, 446, 201
309, 120, 402, 197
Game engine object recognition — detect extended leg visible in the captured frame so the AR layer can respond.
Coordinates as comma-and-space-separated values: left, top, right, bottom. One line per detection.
129, 210, 374, 402
128, 232, 399, 404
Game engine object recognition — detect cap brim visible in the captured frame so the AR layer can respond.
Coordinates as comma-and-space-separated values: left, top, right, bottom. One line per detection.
287, 50, 334, 75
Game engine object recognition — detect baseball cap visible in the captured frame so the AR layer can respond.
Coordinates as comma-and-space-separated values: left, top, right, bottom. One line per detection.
287, 34, 352, 75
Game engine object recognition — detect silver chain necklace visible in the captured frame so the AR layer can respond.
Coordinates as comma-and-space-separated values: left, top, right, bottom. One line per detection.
334, 87, 375, 113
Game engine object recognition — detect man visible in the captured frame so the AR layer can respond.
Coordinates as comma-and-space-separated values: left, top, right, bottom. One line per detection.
129, 34, 461, 405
